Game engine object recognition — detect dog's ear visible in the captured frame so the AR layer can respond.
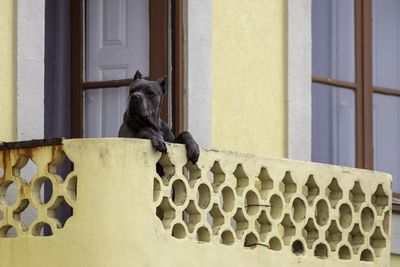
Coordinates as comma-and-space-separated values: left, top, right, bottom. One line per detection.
133, 70, 143, 80
157, 76, 167, 94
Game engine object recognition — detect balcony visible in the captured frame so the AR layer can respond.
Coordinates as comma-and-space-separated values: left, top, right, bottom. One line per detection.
0, 138, 392, 266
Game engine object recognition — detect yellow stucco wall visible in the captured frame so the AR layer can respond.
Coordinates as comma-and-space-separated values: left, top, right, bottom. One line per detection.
0, 0, 16, 141
391, 254, 400, 266
212, 0, 287, 158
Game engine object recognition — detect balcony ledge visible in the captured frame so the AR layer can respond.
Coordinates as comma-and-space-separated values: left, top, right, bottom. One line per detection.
0, 138, 392, 267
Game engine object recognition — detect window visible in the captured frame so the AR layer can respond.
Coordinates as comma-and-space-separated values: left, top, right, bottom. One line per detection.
312, 0, 400, 211
70, 0, 185, 138
44, 0, 186, 228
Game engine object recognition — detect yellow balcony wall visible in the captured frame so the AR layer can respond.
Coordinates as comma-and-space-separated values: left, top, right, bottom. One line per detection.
0, 0, 16, 141
0, 139, 392, 266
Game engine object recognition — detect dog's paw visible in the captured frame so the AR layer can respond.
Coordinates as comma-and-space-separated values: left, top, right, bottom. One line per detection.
152, 137, 167, 153
186, 144, 200, 164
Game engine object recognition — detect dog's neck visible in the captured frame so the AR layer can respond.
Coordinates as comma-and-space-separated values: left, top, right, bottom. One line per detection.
124, 112, 160, 132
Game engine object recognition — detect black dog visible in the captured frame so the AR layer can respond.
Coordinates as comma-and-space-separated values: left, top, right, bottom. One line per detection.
118, 71, 199, 164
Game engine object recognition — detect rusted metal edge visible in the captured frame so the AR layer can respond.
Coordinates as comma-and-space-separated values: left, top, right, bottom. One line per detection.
0, 138, 63, 151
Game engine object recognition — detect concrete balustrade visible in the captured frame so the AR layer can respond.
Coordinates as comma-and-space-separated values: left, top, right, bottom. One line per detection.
0, 139, 392, 266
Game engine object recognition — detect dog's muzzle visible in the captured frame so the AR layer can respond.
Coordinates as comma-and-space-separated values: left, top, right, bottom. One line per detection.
131, 94, 140, 104
128, 92, 148, 117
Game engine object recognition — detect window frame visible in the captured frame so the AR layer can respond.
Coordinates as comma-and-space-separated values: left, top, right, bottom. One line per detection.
70, 0, 185, 138
311, 0, 400, 211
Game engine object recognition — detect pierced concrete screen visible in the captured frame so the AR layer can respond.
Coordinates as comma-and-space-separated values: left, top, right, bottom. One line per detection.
153, 151, 391, 263
0, 139, 391, 266
0, 146, 76, 237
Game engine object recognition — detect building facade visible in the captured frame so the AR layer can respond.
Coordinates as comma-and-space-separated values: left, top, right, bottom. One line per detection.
0, 0, 398, 265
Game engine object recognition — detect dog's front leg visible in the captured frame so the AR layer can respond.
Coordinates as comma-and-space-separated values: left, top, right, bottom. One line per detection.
137, 128, 167, 153
174, 131, 199, 164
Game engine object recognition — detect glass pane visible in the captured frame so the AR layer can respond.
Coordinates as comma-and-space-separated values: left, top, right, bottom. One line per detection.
312, 0, 355, 82
83, 87, 129, 137
373, 94, 400, 192
85, 0, 150, 81
312, 83, 356, 167
372, 0, 400, 89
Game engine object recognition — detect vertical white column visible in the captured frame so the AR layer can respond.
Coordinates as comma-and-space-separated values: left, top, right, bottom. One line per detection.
16, 0, 45, 141
186, 0, 212, 148
287, 0, 312, 161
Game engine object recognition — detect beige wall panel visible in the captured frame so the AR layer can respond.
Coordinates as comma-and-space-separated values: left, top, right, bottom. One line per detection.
212, 0, 287, 158
0, 0, 16, 141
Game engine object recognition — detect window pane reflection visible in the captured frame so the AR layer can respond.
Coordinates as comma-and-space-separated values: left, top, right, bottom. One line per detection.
312, 84, 356, 167
373, 94, 400, 192
372, 0, 400, 89
312, 0, 355, 82
83, 87, 129, 137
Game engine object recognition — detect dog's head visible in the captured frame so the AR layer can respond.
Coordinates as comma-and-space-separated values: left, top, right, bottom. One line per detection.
126, 70, 166, 121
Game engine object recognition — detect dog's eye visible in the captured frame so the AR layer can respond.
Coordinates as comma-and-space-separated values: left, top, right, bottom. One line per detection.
145, 89, 155, 96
